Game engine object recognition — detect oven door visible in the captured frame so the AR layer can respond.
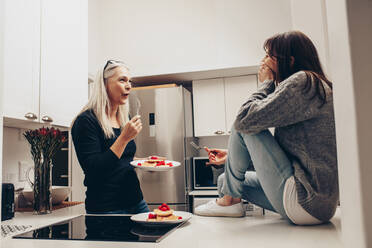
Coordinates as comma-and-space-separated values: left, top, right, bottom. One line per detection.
192, 157, 224, 190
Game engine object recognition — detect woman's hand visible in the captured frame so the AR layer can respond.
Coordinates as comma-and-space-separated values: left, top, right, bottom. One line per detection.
111, 116, 142, 158
204, 147, 227, 166
120, 115, 142, 142
258, 63, 274, 83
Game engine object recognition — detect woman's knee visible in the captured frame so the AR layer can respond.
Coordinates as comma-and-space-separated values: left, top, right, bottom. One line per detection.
242, 129, 271, 141
243, 171, 260, 188
230, 127, 272, 148
229, 126, 246, 140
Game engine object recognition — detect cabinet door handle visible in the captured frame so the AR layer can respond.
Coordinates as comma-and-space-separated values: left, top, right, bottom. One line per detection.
42, 115, 53, 123
24, 112, 37, 120
214, 130, 225, 135
60, 175, 68, 178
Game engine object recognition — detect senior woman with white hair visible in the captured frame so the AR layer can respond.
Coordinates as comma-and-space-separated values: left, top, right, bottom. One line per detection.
71, 60, 149, 214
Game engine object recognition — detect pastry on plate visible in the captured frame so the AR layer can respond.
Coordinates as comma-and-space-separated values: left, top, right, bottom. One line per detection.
147, 203, 182, 222
138, 156, 174, 167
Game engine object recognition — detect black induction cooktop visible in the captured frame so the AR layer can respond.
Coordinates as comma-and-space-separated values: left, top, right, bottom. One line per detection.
13, 215, 183, 243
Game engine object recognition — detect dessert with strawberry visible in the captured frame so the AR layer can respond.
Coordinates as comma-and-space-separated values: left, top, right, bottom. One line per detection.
140, 156, 174, 167
147, 203, 183, 221
154, 203, 173, 216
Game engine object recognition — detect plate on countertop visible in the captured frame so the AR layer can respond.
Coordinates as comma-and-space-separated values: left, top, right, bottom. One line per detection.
130, 160, 181, 171
131, 211, 192, 226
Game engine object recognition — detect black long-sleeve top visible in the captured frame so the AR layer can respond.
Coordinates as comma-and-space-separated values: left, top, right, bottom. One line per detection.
71, 109, 143, 212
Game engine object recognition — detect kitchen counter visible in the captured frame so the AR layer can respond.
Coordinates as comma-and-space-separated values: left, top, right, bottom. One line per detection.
1, 204, 343, 248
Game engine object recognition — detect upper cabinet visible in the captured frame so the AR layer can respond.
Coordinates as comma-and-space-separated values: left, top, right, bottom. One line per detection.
193, 75, 257, 137
40, 0, 88, 127
193, 78, 227, 137
224, 75, 258, 133
2, 0, 88, 127
3, 0, 41, 123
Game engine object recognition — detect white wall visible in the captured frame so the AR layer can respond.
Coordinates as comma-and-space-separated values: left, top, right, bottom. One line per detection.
1, 127, 34, 188
325, 0, 372, 247
1, 126, 86, 203
290, 0, 330, 75
88, 0, 292, 76
88, 0, 104, 78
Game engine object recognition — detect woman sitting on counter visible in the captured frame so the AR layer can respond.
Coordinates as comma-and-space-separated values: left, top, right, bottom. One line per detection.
71, 60, 149, 214
195, 31, 338, 225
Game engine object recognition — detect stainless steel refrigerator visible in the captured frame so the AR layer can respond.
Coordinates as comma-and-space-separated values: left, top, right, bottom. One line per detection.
129, 85, 197, 211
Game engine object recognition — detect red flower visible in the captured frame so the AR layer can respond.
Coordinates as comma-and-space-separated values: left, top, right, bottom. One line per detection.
39, 128, 47, 136
24, 126, 66, 163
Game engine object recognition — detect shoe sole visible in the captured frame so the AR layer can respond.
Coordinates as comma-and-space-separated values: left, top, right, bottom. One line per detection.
195, 212, 246, 217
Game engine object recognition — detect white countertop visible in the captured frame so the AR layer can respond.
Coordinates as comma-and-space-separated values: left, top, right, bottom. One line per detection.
1, 205, 343, 248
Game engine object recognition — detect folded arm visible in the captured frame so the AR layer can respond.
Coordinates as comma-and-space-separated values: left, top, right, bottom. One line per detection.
234, 71, 322, 134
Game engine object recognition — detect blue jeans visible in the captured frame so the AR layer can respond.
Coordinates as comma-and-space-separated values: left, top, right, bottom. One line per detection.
218, 127, 294, 219
86, 199, 150, 214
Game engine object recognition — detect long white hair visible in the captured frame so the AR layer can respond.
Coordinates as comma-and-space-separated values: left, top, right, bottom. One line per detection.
72, 61, 130, 138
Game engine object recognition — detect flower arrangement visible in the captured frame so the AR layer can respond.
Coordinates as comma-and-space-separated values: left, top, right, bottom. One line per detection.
23, 127, 66, 214
23, 127, 66, 166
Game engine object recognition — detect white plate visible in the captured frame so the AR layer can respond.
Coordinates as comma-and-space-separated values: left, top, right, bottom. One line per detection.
130, 160, 181, 171
131, 211, 192, 226
130, 225, 168, 238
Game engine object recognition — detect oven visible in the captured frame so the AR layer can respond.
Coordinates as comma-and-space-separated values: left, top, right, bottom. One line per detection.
192, 157, 224, 190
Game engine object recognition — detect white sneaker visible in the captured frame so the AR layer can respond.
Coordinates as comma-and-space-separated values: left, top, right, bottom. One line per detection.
194, 200, 246, 217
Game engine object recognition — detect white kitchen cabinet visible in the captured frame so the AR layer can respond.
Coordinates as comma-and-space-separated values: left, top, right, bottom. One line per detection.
193, 78, 226, 136
224, 75, 258, 133
2, 0, 87, 127
193, 75, 257, 137
3, 0, 41, 122
40, 0, 88, 127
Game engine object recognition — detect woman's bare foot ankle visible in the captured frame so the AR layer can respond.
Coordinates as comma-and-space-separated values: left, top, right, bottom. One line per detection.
231, 198, 241, 205
216, 196, 241, 206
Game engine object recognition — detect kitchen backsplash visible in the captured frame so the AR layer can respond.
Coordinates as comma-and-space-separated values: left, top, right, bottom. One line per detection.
2, 127, 34, 189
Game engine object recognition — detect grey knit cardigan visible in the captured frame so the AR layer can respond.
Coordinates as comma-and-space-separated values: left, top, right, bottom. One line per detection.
234, 71, 338, 221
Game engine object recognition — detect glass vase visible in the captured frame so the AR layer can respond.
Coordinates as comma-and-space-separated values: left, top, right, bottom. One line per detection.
33, 157, 52, 214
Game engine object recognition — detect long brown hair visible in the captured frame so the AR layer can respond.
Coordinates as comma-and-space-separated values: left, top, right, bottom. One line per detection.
264, 31, 332, 106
